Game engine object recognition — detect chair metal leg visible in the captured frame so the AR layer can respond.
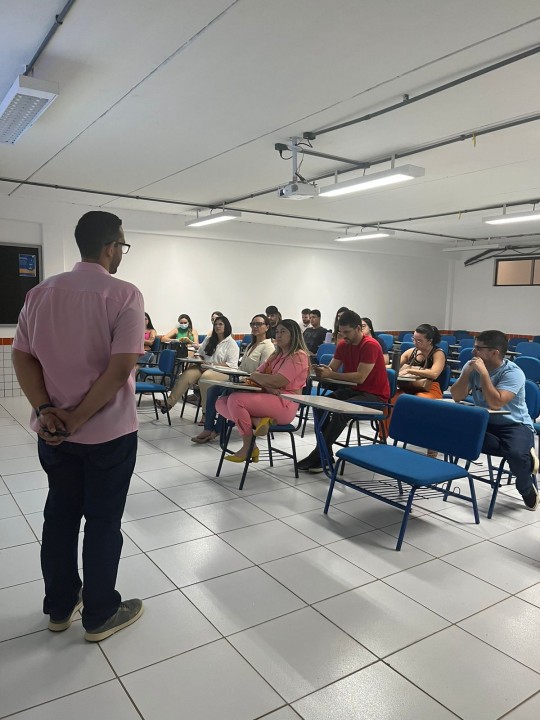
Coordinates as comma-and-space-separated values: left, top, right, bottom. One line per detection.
468, 473, 480, 524
324, 460, 342, 513
396, 488, 416, 550
216, 423, 234, 477
239, 436, 256, 490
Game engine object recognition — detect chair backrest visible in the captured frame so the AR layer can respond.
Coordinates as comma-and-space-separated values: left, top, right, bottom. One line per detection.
398, 331, 413, 341
386, 368, 397, 398
400, 342, 414, 355
389, 395, 489, 460
438, 364, 452, 392
150, 336, 161, 352
508, 336, 529, 350
158, 349, 176, 374
402, 333, 413, 343
241, 333, 252, 346
316, 343, 336, 362
515, 356, 540, 383
533, 335, 540, 345
440, 335, 456, 345
516, 341, 540, 359
525, 380, 540, 420
458, 338, 474, 349
438, 340, 448, 355
318, 353, 334, 367
198, 334, 207, 344
454, 330, 472, 341
378, 334, 394, 353
459, 347, 474, 366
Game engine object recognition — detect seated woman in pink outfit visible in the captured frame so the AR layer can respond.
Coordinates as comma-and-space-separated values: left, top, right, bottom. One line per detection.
216, 319, 310, 463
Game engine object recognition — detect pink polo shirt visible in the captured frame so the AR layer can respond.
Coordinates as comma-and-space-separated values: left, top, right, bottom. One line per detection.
13, 262, 145, 444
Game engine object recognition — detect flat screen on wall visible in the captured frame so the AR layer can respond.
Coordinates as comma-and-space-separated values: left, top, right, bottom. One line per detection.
0, 243, 42, 324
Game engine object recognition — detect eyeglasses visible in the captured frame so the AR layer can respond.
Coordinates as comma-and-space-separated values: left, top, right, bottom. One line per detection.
105, 241, 131, 254
250, 322, 266, 327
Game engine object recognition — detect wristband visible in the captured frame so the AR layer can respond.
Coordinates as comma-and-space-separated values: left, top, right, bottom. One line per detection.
35, 403, 54, 417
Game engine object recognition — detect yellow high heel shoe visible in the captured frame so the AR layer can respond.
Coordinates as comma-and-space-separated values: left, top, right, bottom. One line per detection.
224, 447, 260, 463
253, 417, 273, 437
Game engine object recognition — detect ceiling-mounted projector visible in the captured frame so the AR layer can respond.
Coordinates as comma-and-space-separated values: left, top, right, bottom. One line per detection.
277, 181, 319, 200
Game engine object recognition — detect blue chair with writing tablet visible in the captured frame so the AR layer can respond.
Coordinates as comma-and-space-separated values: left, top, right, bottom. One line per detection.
324, 395, 489, 549
515, 341, 540, 359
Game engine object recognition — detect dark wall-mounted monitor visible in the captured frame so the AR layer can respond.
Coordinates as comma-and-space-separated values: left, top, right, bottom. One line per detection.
0, 243, 42, 325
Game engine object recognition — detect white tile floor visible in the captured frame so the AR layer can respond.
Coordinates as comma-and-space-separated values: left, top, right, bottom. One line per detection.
0, 395, 539, 719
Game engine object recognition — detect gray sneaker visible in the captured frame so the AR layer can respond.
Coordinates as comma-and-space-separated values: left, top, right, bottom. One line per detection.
84, 599, 143, 642
48, 589, 83, 632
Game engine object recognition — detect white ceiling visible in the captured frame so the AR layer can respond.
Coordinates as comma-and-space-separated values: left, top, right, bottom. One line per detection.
1, 0, 540, 252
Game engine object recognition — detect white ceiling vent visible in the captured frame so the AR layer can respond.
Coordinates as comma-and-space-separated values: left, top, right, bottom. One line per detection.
0, 75, 59, 144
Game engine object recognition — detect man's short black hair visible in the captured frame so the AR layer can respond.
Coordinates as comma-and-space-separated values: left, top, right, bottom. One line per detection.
476, 330, 508, 356
310, 309, 321, 318
75, 211, 122, 260
266, 305, 279, 315
338, 309, 362, 328
301, 308, 311, 314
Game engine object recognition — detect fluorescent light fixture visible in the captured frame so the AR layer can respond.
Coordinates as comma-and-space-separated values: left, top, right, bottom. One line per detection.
0, 75, 59, 144
443, 244, 501, 252
483, 210, 540, 225
185, 210, 241, 227
319, 164, 425, 198
335, 230, 395, 242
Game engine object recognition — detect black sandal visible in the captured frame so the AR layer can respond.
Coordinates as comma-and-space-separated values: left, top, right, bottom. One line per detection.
155, 400, 170, 414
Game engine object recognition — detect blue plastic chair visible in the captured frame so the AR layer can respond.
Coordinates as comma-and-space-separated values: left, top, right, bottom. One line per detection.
378, 334, 395, 354
198, 334, 207, 344
402, 333, 413, 343
316, 343, 336, 363
508, 337, 529, 350
515, 356, 540, 383
135, 349, 176, 426
458, 338, 475, 349
454, 331, 472, 341
398, 331, 413, 341
441, 335, 456, 345
400, 342, 414, 355
515, 341, 540, 359
438, 340, 449, 355
324, 395, 489, 549
137, 347, 176, 383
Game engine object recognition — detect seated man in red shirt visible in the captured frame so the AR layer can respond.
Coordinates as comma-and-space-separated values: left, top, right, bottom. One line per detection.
298, 309, 390, 473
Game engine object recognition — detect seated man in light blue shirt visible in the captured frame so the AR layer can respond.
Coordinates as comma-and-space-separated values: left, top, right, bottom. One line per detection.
451, 329, 539, 511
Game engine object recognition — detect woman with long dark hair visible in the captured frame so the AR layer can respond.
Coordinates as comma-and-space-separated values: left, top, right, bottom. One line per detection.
192, 314, 275, 443
361, 317, 389, 364
331, 306, 349, 343
158, 315, 239, 414
215, 319, 310, 462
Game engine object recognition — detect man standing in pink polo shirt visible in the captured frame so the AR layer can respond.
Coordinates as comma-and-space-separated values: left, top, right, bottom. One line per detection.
12, 211, 145, 642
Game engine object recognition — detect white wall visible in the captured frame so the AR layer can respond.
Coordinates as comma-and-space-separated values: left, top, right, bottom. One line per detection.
118, 231, 449, 336
448, 257, 540, 335
0, 197, 450, 338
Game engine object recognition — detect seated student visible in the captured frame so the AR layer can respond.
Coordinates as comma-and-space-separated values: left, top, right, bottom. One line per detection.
266, 305, 282, 340
158, 315, 238, 414
192, 314, 274, 443
161, 313, 199, 348
331, 306, 349, 343
298, 309, 390, 473
303, 309, 328, 356
301, 308, 311, 331
384, 323, 446, 456
361, 317, 389, 364
140, 312, 157, 364
206, 310, 224, 337
451, 329, 539, 511
215, 319, 310, 462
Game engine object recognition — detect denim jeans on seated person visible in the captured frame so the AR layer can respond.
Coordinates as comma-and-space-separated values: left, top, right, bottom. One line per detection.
204, 384, 228, 434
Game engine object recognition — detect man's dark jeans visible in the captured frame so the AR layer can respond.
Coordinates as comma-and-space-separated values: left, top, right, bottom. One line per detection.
38, 432, 137, 629
482, 422, 535, 497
